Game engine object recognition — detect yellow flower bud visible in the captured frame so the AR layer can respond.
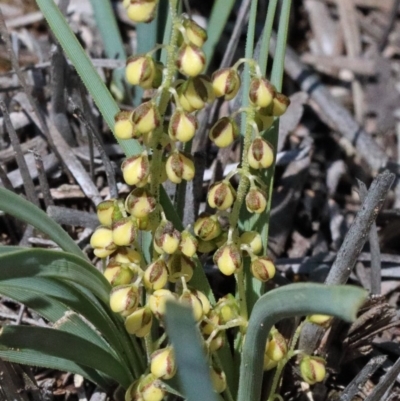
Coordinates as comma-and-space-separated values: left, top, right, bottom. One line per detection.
248, 138, 274, 169
179, 230, 198, 258
210, 366, 226, 393
125, 307, 153, 337
139, 374, 165, 401
176, 76, 214, 112
168, 110, 198, 142
125, 188, 156, 219
114, 111, 138, 140
153, 220, 181, 254
125, 379, 141, 401
208, 332, 225, 353
112, 247, 142, 266
122, 153, 150, 186
272, 92, 290, 116
104, 261, 134, 287
165, 151, 195, 184
207, 180, 236, 210
96, 199, 116, 227
251, 256, 275, 282
90, 226, 117, 258
176, 44, 205, 77
194, 214, 221, 241
148, 289, 177, 319
182, 17, 207, 47
131, 101, 160, 135
240, 231, 263, 255
212, 68, 241, 100
166, 254, 194, 283
191, 289, 211, 315
254, 111, 274, 131
150, 346, 176, 379
151, 61, 164, 88
179, 291, 204, 321
215, 294, 240, 324
306, 314, 332, 328
109, 284, 139, 315
125, 55, 156, 89
201, 310, 220, 336
124, 0, 158, 23
249, 77, 276, 108
245, 187, 268, 214
266, 328, 287, 362
209, 117, 238, 148
112, 217, 137, 246
299, 356, 326, 385
143, 259, 169, 290
213, 243, 242, 276
263, 356, 278, 371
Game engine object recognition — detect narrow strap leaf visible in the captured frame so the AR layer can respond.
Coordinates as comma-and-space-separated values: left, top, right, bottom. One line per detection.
0, 325, 132, 388
0, 187, 84, 258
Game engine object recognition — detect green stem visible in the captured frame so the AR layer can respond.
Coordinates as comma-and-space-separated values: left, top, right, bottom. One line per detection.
229, 93, 256, 322
235, 270, 248, 321
150, 0, 180, 202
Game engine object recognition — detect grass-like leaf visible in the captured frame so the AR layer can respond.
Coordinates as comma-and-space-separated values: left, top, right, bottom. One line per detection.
0, 248, 110, 303
165, 302, 218, 401
0, 187, 83, 258
237, 283, 367, 401
0, 277, 127, 364
89, 0, 126, 101
203, 0, 236, 69
0, 325, 132, 388
0, 348, 112, 390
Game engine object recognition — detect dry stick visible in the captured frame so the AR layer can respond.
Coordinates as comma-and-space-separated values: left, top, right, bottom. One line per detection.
268, 34, 389, 173
50, 44, 75, 146
33, 152, 54, 208
336, 0, 363, 123
0, 9, 64, 172
70, 100, 118, 200
0, 101, 40, 207
0, 163, 14, 191
299, 170, 395, 355
46, 206, 98, 229
378, 0, 400, 52
364, 356, 400, 401
338, 355, 387, 401
358, 180, 381, 295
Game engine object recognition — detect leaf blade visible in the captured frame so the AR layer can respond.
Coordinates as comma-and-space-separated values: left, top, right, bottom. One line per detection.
0, 188, 84, 257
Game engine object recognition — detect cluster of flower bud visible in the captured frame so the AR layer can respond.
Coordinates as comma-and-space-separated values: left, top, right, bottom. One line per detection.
97, 4, 295, 398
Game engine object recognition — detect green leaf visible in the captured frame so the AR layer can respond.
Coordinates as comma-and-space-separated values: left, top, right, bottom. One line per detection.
0, 348, 112, 390
237, 283, 367, 401
0, 325, 132, 388
257, 0, 279, 74
165, 302, 218, 401
0, 277, 117, 354
0, 277, 117, 346
0, 245, 25, 254
0, 248, 110, 303
203, 0, 236, 68
270, 0, 292, 91
0, 187, 84, 258
89, 0, 126, 100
